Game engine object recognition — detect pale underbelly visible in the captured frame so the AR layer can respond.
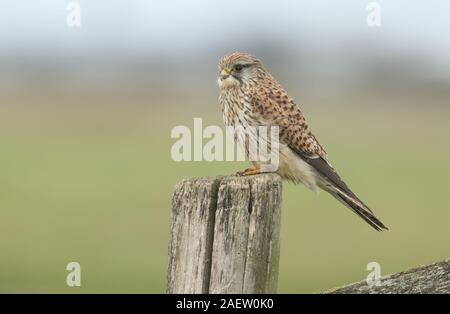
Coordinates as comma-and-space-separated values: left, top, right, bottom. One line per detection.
260, 144, 319, 191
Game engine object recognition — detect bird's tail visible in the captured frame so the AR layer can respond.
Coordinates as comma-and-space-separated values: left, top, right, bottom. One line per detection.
324, 186, 388, 231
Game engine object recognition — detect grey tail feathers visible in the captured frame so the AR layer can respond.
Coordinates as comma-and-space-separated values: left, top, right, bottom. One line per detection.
291, 150, 388, 231
328, 188, 388, 232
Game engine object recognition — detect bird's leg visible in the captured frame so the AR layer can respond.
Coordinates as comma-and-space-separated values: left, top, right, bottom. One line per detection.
237, 164, 261, 176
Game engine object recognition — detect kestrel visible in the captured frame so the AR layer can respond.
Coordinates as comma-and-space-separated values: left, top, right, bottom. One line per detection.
217, 52, 387, 231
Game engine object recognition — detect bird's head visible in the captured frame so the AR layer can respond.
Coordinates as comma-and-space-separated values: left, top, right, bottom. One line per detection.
217, 52, 262, 89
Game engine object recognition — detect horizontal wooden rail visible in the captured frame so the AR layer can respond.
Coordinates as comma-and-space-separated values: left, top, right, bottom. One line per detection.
328, 258, 450, 294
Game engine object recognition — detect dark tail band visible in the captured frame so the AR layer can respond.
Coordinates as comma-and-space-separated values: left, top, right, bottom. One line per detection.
333, 190, 388, 231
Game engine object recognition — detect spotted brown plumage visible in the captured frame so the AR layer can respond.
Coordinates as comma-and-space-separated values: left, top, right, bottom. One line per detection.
217, 52, 387, 231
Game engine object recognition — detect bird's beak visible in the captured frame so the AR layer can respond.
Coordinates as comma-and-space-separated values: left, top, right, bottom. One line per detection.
220, 67, 232, 80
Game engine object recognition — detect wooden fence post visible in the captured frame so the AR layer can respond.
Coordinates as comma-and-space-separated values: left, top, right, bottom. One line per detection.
167, 174, 282, 294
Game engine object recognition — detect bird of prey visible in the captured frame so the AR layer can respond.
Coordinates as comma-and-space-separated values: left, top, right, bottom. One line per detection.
217, 52, 387, 231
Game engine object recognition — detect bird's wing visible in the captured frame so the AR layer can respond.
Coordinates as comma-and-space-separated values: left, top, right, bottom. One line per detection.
249, 86, 361, 204
250, 86, 387, 230
249, 84, 326, 158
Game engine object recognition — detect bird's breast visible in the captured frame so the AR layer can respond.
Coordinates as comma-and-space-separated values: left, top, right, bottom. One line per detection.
220, 90, 260, 128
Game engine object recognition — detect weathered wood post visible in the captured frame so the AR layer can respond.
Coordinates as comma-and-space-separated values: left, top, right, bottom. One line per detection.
167, 174, 282, 294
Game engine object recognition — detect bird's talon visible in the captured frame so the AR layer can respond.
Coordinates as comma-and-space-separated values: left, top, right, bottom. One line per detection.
236, 167, 261, 177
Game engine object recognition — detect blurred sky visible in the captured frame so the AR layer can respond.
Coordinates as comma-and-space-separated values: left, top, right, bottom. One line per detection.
1, 0, 449, 59
1, 1, 449, 99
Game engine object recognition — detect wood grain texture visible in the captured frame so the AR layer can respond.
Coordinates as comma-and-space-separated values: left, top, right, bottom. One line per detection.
167, 174, 282, 294
327, 258, 450, 294
166, 177, 221, 293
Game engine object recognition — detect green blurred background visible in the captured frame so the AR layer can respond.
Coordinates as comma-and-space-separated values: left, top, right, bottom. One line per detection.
0, 1, 449, 293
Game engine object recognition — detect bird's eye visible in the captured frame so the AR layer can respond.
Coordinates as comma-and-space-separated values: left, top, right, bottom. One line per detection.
234, 64, 243, 72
